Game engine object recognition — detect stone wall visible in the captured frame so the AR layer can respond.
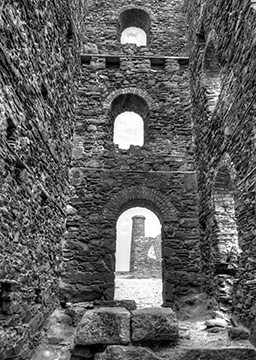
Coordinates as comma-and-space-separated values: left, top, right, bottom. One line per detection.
61, 0, 201, 307
0, 1, 82, 358
186, 0, 256, 340
82, 0, 188, 56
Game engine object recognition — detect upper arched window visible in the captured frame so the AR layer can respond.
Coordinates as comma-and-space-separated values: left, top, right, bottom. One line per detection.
110, 92, 150, 149
114, 111, 144, 149
121, 27, 147, 47
118, 8, 150, 47
202, 31, 221, 115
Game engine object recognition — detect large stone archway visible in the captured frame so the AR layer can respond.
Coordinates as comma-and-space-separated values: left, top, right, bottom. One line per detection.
103, 186, 177, 304
61, 175, 201, 306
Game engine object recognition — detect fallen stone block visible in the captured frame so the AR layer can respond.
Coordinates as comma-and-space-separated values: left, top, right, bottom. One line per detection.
74, 307, 130, 345
94, 345, 160, 360
131, 307, 178, 343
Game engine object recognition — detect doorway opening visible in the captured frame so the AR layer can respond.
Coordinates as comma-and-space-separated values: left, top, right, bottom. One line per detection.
212, 165, 241, 305
114, 206, 162, 308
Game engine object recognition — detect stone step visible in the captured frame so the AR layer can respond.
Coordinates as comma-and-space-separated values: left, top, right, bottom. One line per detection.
156, 347, 256, 360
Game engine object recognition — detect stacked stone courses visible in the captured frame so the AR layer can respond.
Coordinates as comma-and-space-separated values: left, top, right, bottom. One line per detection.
0, 1, 83, 358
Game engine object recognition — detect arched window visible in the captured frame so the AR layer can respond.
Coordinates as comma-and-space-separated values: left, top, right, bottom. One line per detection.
211, 164, 241, 304
113, 111, 144, 149
118, 8, 150, 46
202, 31, 221, 115
110, 92, 150, 148
121, 27, 147, 46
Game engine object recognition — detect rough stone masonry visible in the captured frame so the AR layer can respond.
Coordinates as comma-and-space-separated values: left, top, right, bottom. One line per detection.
1, 0, 256, 358
61, 0, 201, 307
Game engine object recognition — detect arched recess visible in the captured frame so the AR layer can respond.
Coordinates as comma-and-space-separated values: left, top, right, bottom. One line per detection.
202, 30, 221, 115
211, 154, 241, 304
104, 88, 153, 145
117, 7, 151, 46
103, 186, 178, 305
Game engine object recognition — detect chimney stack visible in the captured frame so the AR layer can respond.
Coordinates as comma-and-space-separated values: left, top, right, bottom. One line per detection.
130, 215, 145, 273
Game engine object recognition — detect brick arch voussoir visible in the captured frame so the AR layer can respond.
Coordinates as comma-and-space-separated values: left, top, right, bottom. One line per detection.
116, 5, 155, 21
103, 186, 178, 224
103, 88, 154, 112
205, 29, 218, 51
213, 152, 237, 191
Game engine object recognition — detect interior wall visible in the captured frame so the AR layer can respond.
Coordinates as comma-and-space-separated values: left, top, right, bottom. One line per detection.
187, 0, 256, 339
61, 0, 201, 306
0, 1, 82, 358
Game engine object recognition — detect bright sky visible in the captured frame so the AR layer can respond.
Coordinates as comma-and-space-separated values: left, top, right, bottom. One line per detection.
115, 207, 161, 271
114, 111, 144, 149
121, 26, 147, 46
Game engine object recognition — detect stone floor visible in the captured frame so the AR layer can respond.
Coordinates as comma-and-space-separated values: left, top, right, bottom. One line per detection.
114, 275, 162, 308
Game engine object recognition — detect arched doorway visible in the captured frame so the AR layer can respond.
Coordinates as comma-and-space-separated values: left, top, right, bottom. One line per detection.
103, 185, 180, 306
211, 160, 241, 305
115, 207, 162, 307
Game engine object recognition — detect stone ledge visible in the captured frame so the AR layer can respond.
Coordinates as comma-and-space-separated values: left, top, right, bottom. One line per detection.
94, 345, 160, 360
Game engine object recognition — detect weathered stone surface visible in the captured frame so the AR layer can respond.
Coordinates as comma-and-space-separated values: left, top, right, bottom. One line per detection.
64, 302, 94, 327
0, 0, 83, 357
161, 348, 256, 360
204, 319, 227, 328
228, 326, 250, 340
131, 307, 178, 343
74, 307, 130, 345
93, 299, 137, 311
187, 0, 256, 337
94, 345, 160, 360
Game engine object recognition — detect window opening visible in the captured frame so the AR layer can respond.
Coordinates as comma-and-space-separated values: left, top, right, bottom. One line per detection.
81, 55, 92, 66
41, 83, 48, 100
106, 56, 120, 69
115, 207, 162, 308
0, 281, 16, 315
113, 111, 144, 149
212, 166, 241, 306
6, 118, 17, 143
150, 58, 165, 70
119, 8, 150, 46
67, 20, 74, 41
203, 37, 221, 114
178, 58, 189, 70
121, 27, 147, 46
